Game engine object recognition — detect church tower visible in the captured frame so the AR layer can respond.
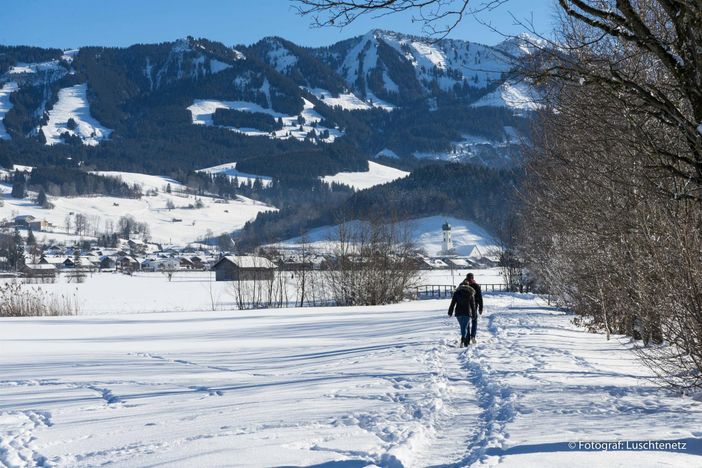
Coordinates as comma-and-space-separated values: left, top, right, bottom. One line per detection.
442, 222, 453, 254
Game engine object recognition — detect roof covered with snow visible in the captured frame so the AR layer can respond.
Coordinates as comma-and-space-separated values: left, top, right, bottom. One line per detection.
216, 255, 276, 269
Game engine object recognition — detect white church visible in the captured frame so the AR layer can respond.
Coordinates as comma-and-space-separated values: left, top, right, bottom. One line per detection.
441, 221, 455, 255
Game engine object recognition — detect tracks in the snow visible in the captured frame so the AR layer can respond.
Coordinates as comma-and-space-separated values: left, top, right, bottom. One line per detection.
0, 410, 52, 467
420, 307, 521, 468
455, 337, 516, 465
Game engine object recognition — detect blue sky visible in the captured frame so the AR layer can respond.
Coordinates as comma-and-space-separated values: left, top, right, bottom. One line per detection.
2, 0, 556, 49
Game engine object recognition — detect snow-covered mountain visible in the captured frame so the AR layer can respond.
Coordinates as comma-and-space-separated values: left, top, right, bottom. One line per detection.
250, 30, 540, 110
314, 29, 517, 104
0, 32, 544, 180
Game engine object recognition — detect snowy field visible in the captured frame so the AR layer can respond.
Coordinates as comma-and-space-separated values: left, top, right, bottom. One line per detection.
197, 162, 273, 187
200, 160, 407, 191
0, 269, 503, 315
321, 162, 409, 191
0, 171, 275, 245
187, 97, 342, 142
471, 81, 543, 112
277, 216, 500, 259
305, 88, 373, 111
1, 293, 700, 467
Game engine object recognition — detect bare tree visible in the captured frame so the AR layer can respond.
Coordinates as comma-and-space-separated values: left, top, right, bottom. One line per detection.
294, 0, 508, 37
294, 235, 312, 307
74, 213, 87, 236
296, 0, 702, 196
524, 1, 702, 201
104, 219, 114, 235
520, 2, 702, 389
230, 257, 285, 310
323, 217, 420, 306
293, 0, 702, 388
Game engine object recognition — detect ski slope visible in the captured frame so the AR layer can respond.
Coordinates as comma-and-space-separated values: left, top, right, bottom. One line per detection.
41, 84, 113, 146
1, 294, 699, 467
336, 30, 515, 96
321, 161, 409, 190
0, 82, 18, 140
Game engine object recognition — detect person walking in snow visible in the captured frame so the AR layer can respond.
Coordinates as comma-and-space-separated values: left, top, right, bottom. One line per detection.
465, 273, 483, 344
447, 280, 477, 347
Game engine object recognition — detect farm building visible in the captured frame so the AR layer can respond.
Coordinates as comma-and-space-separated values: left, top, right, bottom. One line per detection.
99, 256, 116, 270
211, 255, 276, 282
28, 219, 51, 232
39, 256, 68, 268
22, 263, 57, 279
118, 256, 140, 273
13, 215, 35, 227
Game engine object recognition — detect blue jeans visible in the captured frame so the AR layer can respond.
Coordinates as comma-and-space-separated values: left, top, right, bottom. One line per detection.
456, 314, 477, 338
456, 316, 470, 338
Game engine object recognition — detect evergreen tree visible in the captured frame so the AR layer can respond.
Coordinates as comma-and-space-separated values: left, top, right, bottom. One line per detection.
11, 172, 26, 199
217, 234, 234, 252
37, 189, 48, 208
26, 228, 36, 246
9, 228, 25, 271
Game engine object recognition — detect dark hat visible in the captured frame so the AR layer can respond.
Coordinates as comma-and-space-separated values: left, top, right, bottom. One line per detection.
466, 272, 474, 279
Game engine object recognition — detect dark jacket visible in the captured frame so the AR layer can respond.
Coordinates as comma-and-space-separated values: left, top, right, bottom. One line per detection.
469, 280, 483, 313
448, 283, 476, 317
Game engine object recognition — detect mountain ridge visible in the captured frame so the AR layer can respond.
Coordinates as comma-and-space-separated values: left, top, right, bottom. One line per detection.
0, 30, 541, 177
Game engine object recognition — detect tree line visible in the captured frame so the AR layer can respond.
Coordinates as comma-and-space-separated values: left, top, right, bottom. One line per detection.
517, 0, 702, 390
236, 162, 517, 250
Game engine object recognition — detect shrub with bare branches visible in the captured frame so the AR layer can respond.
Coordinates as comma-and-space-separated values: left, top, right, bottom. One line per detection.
0, 282, 80, 317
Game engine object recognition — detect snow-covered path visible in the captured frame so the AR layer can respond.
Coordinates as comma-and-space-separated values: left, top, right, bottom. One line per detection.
0, 294, 700, 467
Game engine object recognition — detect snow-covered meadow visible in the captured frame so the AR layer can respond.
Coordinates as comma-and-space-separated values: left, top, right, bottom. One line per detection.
197, 162, 274, 187
471, 81, 543, 113
1, 293, 700, 467
199, 160, 407, 192
187, 97, 343, 142
0, 171, 275, 245
275, 216, 500, 259
321, 162, 409, 191
0, 268, 503, 316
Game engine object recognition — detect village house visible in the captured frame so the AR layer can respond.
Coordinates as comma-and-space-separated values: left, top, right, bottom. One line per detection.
99, 256, 116, 270
127, 239, 148, 255
44, 245, 64, 255
28, 219, 50, 232
118, 255, 140, 273
211, 255, 276, 282
141, 257, 179, 271
189, 256, 205, 269
444, 258, 478, 269
22, 263, 57, 280
13, 215, 35, 227
39, 256, 69, 268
